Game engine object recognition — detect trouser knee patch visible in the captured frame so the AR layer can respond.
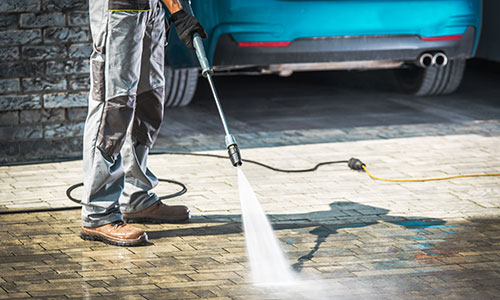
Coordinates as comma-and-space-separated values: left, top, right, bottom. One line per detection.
132, 87, 165, 147
97, 95, 136, 158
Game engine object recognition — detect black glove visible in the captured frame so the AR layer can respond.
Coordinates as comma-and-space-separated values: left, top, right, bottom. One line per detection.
170, 9, 207, 50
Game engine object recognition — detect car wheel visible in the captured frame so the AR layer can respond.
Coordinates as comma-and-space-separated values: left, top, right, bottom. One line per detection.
164, 66, 198, 107
395, 59, 466, 96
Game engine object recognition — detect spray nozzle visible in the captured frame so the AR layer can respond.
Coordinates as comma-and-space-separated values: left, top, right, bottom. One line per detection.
225, 135, 242, 167
228, 144, 242, 167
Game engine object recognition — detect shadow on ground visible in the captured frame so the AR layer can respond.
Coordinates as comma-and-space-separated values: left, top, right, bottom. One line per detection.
1, 210, 499, 299
148, 201, 446, 271
157, 59, 500, 153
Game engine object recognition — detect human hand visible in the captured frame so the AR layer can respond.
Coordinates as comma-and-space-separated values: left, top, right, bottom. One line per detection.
171, 9, 207, 50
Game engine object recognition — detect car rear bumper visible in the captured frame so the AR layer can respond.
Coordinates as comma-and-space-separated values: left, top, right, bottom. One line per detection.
212, 26, 476, 68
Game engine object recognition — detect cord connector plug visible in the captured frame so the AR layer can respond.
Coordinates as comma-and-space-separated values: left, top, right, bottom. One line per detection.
348, 158, 365, 171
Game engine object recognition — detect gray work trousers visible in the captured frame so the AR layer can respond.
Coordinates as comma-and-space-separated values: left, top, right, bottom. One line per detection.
82, 0, 167, 227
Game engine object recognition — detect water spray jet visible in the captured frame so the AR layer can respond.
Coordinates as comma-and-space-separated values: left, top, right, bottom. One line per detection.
192, 29, 299, 288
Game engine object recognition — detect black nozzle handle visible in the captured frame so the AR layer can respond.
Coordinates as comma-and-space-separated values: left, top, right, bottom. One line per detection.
184, 0, 213, 77
193, 33, 213, 77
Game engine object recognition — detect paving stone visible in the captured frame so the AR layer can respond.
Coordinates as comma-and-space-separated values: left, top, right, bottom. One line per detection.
0, 111, 19, 126
0, 124, 42, 140
0, 61, 45, 79
69, 43, 92, 58
0, 30, 41, 45
46, 59, 89, 75
44, 26, 90, 43
42, 0, 88, 11
44, 122, 84, 138
21, 45, 67, 60
19, 12, 65, 28
0, 1, 40, 13
19, 108, 65, 124
0, 95, 41, 112
0, 47, 20, 62
67, 11, 89, 26
43, 92, 88, 108
0, 79, 20, 95
68, 75, 90, 91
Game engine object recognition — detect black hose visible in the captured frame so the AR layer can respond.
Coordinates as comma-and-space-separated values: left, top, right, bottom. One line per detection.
66, 182, 83, 204
65, 179, 187, 206
0, 152, 348, 215
243, 158, 348, 173
155, 152, 349, 173
0, 206, 83, 215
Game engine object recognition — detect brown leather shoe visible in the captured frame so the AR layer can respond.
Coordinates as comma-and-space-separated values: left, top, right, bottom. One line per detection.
123, 201, 190, 224
80, 221, 148, 246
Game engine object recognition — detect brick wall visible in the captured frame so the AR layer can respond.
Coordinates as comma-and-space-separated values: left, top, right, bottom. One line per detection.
0, 0, 90, 164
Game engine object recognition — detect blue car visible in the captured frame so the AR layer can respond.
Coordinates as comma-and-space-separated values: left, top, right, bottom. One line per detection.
164, 0, 482, 107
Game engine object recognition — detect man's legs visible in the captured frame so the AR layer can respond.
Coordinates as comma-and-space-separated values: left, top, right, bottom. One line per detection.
120, 1, 190, 223
81, 0, 150, 244
119, 0, 165, 215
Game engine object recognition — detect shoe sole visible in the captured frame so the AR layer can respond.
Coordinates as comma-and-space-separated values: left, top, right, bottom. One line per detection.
123, 215, 190, 224
80, 232, 148, 247
124, 212, 191, 224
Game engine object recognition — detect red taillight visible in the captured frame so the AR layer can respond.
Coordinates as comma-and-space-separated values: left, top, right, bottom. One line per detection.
237, 41, 291, 47
420, 34, 463, 42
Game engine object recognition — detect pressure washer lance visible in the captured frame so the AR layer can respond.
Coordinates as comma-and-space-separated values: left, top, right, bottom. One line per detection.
192, 33, 242, 167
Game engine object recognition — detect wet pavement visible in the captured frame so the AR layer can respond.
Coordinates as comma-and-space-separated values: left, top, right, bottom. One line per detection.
1, 60, 500, 299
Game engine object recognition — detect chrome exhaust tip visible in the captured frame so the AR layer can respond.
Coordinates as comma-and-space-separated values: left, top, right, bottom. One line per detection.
419, 53, 434, 68
433, 52, 448, 67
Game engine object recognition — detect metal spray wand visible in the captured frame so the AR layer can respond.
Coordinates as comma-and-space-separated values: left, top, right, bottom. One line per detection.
192, 33, 243, 167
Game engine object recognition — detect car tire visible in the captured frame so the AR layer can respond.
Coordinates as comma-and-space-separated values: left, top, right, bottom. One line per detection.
395, 59, 466, 96
164, 66, 199, 107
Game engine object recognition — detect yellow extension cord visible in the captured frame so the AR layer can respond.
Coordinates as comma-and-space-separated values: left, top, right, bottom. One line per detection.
362, 165, 500, 182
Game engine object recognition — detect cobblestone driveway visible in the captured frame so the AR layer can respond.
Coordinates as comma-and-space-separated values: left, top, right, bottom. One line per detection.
1, 62, 500, 299
1, 129, 499, 299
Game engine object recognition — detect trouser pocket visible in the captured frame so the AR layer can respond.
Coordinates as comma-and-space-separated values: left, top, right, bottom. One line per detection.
109, 0, 150, 11
91, 60, 105, 102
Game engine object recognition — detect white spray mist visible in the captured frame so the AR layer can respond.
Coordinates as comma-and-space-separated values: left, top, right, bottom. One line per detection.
237, 167, 334, 299
237, 166, 296, 284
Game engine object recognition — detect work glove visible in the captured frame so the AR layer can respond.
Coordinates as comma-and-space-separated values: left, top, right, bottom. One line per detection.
170, 9, 207, 50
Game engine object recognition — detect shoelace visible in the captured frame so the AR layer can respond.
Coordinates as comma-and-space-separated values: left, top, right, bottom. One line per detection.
112, 220, 125, 228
